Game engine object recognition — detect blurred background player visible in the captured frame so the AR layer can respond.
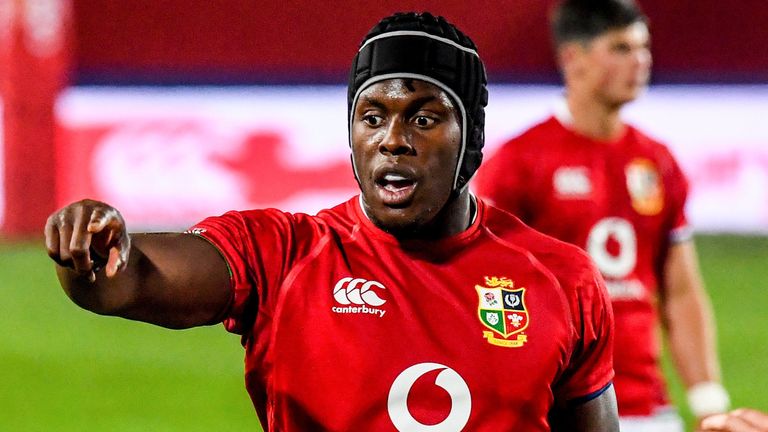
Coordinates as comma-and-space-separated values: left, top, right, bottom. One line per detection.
44, 12, 619, 431
474, 0, 729, 430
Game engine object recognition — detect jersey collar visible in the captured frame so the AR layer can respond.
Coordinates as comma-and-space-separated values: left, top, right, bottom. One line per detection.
353, 194, 484, 250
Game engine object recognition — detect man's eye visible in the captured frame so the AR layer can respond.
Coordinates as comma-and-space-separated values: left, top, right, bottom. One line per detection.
613, 44, 632, 54
363, 115, 383, 126
414, 116, 435, 127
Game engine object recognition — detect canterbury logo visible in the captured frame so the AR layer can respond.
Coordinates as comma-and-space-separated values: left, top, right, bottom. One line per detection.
333, 277, 387, 306
331, 277, 387, 318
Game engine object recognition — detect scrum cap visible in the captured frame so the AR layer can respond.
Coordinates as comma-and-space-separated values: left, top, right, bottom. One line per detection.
348, 12, 488, 191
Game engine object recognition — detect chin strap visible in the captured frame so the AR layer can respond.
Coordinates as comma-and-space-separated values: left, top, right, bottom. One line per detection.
468, 193, 478, 226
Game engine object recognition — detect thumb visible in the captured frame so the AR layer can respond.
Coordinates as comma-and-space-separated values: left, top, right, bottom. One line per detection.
105, 230, 131, 278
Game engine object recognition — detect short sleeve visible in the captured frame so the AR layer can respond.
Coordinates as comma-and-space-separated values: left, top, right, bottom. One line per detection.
663, 149, 692, 244
188, 209, 301, 336
472, 139, 529, 218
554, 258, 616, 403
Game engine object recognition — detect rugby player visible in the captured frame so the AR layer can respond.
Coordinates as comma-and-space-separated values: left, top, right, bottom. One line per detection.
474, 1, 729, 429
46, 12, 618, 431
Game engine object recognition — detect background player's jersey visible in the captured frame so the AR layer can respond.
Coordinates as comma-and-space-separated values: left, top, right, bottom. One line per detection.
474, 115, 690, 416
189, 196, 614, 431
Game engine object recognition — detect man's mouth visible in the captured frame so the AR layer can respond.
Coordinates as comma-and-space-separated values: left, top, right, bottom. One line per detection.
374, 172, 417, 207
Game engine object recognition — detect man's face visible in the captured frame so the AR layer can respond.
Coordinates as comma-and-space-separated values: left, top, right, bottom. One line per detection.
351, 78, 462, 235
573, 22, 652, 107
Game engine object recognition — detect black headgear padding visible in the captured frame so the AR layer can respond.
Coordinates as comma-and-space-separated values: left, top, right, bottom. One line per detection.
348, 12, 489, 191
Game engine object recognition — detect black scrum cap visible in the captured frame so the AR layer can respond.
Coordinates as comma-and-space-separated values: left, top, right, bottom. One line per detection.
348, 12, 489, 191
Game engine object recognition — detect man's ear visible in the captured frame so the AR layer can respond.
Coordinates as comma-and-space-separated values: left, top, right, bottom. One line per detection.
558, 42, 586, 80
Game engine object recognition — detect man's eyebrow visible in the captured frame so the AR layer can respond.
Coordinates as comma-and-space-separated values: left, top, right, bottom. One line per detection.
358, 96, 387, 110
408, 95, 441, 109
358, 94, 448, 113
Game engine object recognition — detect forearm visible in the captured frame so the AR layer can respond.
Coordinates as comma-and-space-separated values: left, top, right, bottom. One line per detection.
664, 286, 720, 386
665, 287, 720, 385
56, 233, 232, 329
663, 242, 721, 387
663, 241, 729, 419
57, 262, 139, 316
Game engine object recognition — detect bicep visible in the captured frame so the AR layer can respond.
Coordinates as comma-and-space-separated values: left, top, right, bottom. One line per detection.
550, 384, 619, 432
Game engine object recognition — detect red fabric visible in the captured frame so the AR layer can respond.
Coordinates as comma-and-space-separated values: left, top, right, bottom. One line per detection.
474, 116, 689, 416
0, 0, 72, 235
190, 196, 614, 431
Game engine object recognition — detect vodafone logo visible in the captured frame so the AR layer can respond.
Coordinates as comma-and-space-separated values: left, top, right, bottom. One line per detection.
586, 217, 637, 278
388, 363, 471, 432
331, 277, 387, 318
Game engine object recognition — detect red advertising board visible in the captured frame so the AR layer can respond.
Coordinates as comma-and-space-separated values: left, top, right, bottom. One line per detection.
55, 87, 359, 229
54, 85, 768, 233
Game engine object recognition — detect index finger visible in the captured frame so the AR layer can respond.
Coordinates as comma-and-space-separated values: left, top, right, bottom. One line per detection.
68, 205, 95, 274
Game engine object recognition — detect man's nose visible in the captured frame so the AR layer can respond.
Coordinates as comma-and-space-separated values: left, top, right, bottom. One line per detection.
378, 119, 414, 156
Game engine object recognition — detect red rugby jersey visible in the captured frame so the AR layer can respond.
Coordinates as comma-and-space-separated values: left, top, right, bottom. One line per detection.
474, 115, 690, 416
190, 196, 614, 431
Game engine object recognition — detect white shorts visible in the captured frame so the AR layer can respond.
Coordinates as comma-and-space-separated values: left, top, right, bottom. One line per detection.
619, 408, 684, 432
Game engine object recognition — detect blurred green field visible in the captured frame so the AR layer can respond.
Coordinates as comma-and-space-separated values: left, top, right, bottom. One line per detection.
1, 235, 766, 431
0, 240, 262, 431
663, 235, 768, 429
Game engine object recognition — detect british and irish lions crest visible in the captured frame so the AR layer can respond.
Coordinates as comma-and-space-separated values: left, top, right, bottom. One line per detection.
476, 276, 529, 348
626, 158, 664, 216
